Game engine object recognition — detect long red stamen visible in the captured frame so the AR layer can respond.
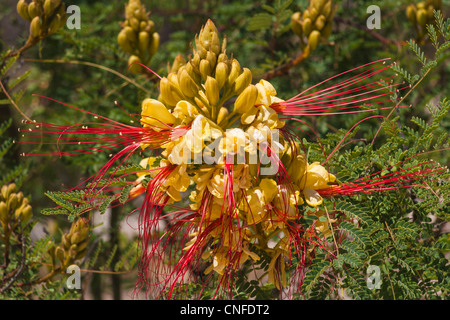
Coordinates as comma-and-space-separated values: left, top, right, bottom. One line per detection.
318, 160, 447, 197
272, 59, 409, 116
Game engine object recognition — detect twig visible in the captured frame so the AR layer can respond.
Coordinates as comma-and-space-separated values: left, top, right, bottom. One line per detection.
261, 50, 310, 81
24, 58, 152, 94
0, 77, 32, 122
0, 228, 27, 294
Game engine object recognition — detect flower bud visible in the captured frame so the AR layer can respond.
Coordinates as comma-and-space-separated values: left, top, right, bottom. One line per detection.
416, 8, 427, 27
62, 234, 71, 249
215, 61, 229, 89
138, 31, 150, 54
227, 59, 241, 87
233, 68, 252, 95
312, 0, 327, 11
69, 244, 78, 258
19, 204, 32, 224
234, 84, 258, 114
315, 14, 326, 31
205, 76, 220, 106
141, 98, 176, 129
55, 246, 65, 262
44, 0, 56, 16
149, 32, 159, 56
205, 51, 217, 71
302, 18, 312, 36
308, 30, 321, 51
1, 183, 16, 200
322, 0, 333, 18
30, 16, 42, 38
7, 193, 18, 212
129, 16, 140, 32
17, 0, 31, 21
28, 1, 39, 19
128, 55, 142, 74
199, 59, 212, 81
217, 106, 229, 125
118, 29, 133, 53
291, 12, 303, 37
159, 78, 184, 106
198, 19, 221, 56
179, 69, 198, 98
0, 201, 8, 225
168, 54, 187, 74
124, 26, 137, 44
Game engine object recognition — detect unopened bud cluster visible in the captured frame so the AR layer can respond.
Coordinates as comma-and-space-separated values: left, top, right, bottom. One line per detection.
291, 0, 335, 53
158, 19, 257, 126
16, 0, 67, 42
48, 218, 90, 269
406, 0, 442, 43
0, 183, 32, 232
118, 0, 159, 74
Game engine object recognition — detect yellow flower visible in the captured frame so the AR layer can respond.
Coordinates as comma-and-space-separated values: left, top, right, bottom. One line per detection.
240, 79, 285, 129
299, 162, 336, 207
172, 100, 199, 125
243, 178, 278, 225
140, 98, 176, 131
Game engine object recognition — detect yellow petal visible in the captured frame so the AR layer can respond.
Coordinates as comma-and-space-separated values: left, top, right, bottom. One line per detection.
303, 188, 323, 207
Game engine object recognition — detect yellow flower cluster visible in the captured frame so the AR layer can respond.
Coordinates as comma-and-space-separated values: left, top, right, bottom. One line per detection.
136, 20, 337, 290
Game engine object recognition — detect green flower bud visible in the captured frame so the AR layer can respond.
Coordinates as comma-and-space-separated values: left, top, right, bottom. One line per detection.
291, 12, 303, 37
168, 54, 187, 74
124, 26, 137, 44
215, 61, 229, 89
308, 30, 321, 51
44, 0, 54, 16
2, 183, 16, 201
55, 246, 65, 262
303, 18, 312, 36
69, 244, 78, 258
129, 16, 140, 32
315, 14, 326, 31
217, 106, 229, 125
19, 204, 32, 224
205, 51, 217, 71
17, 0, 31, 21
118, 29, 133, 53
62, 234, 71, 249
234, 84, 258, 114
138, 31, 150, 54
0, 201, 8, 225
233, 68, 252, 95
199, 59, 212, 81
312, 0, 327, 11
149, 32, 159, 56
28, 2, 39, 19
198, 19, 221, 57
205, 76, 220, 106
416, 8, 427, 27
7, 193, 18, 213
128, 55, 142, 74
322, 0, 333, 18
309, 7, 319, 21
30, 16, 42, 38
227, 59, 241, 87
179, 69, 198, 98
160, 77, 184, 106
